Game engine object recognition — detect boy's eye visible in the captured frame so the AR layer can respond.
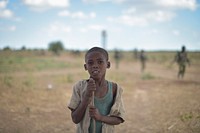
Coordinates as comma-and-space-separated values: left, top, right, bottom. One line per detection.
88, 61, 93, 65
98, 60, 103, 64
87, 60, 104, 66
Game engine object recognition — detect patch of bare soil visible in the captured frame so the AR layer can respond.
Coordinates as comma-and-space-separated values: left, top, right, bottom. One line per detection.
0, 59, 200, 133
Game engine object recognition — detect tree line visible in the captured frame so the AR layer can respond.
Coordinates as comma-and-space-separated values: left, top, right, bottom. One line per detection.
1, 41, 65, 55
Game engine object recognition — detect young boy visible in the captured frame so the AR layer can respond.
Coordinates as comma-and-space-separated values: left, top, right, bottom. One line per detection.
68, 47, 125, 133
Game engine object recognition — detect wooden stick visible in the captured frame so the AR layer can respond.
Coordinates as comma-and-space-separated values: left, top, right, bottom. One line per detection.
91, 91, 96, 133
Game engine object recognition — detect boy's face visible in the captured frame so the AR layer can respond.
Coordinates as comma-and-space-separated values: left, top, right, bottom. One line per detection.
84, 51, 110, 80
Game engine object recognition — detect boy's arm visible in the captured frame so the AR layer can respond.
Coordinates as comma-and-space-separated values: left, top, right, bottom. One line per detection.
69, 79, 96, 124
89, 82, 124, 125
89, 106, 123, 125
101, 115, 124, 125
70, 98, 89, 124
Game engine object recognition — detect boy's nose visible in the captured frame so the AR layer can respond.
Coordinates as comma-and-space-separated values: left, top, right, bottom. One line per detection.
92, 62, 98, 68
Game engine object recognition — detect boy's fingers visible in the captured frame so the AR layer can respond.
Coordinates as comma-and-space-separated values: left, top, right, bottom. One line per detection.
89, 77, 94, 81
89, 105, 95, 109
88, 78, 95, 85
88, 79, 96, 91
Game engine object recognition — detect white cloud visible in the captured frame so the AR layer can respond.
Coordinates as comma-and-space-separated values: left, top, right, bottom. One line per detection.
0, 9, 13, 18
88, 24, 105, 30
0, 8, 20, 21
83, 0, 135, 3
111, 0, 197, 10
89, 12, 96, 18
122, 8, 136, 14
108, 10, 175, 26
71, 11, 87, 19
0, 0, 8, 9
22, 0, 70, 11
83, 0, 198, 12
46, 22, 71, 36
84, 0, 197, 27
79, 24, 105, 32
83, 0, 111, 3
58, 10, 96, 19
58, 10, 70, 16
0, 1, 20, 20
146, 10, 175, 22
84, 0, 198, 11
118, 15, 148, 26
155, 0, 197, 10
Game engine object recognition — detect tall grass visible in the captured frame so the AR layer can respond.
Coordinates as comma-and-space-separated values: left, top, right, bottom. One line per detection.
0, 51, 80, 73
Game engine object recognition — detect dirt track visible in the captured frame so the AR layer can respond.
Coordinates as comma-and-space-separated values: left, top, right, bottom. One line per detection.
0, 53, 200, 133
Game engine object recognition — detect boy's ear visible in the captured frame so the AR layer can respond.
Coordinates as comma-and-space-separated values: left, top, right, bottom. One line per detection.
84, 64, 87, 70
107, 62, 111, 68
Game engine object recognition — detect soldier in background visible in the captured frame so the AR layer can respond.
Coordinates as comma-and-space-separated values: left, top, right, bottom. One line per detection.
175, 46, 190, 79
114, 49, 122, 69
133, 48, 138, 60
139, 50, 147, 72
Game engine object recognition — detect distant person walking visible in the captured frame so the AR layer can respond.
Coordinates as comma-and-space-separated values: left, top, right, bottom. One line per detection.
133, 48, 138, 60
114, 49, 122, 69
139, 50, 147, 72
175, 46, 190, 79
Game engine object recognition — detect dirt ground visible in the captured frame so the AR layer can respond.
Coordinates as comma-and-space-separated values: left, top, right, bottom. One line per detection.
0, 52, 200, 133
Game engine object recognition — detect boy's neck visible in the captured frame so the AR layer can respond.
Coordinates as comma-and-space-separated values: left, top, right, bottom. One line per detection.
95, 78, 106, 88
94, 79, 108, 98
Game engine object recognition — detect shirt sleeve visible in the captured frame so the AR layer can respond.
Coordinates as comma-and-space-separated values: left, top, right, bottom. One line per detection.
102, 85, 125, 133
68, 81, 82, 110
109, 85, 125, 122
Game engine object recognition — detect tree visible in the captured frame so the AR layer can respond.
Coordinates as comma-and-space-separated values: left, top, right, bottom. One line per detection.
48, 41, 64, 55
21, 46, 26, 50
3, 46, 11, 51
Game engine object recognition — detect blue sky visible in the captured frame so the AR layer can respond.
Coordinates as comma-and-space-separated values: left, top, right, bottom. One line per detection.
0, 0, 200, 51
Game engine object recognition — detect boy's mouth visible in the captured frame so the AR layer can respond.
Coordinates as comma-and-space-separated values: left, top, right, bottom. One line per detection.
92, 70, 99, 74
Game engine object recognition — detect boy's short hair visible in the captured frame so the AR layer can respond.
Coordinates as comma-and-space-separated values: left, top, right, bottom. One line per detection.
85, 47, 109, 61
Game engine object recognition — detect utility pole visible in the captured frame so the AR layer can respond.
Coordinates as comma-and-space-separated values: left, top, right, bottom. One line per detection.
101, 30, 107, 49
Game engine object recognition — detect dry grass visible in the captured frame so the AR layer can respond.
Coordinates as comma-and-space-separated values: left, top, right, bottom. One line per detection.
0, 50, 200, 133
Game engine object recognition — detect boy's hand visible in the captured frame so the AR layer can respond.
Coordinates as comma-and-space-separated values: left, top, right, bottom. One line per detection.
83, 78, 96, 104
89, 106, 102, 121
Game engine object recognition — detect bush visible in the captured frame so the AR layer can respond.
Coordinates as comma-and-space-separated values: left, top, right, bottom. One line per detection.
48, 41, 64, 55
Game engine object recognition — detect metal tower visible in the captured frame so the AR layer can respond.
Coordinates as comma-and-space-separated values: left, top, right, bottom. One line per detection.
101, 30, 107, 49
